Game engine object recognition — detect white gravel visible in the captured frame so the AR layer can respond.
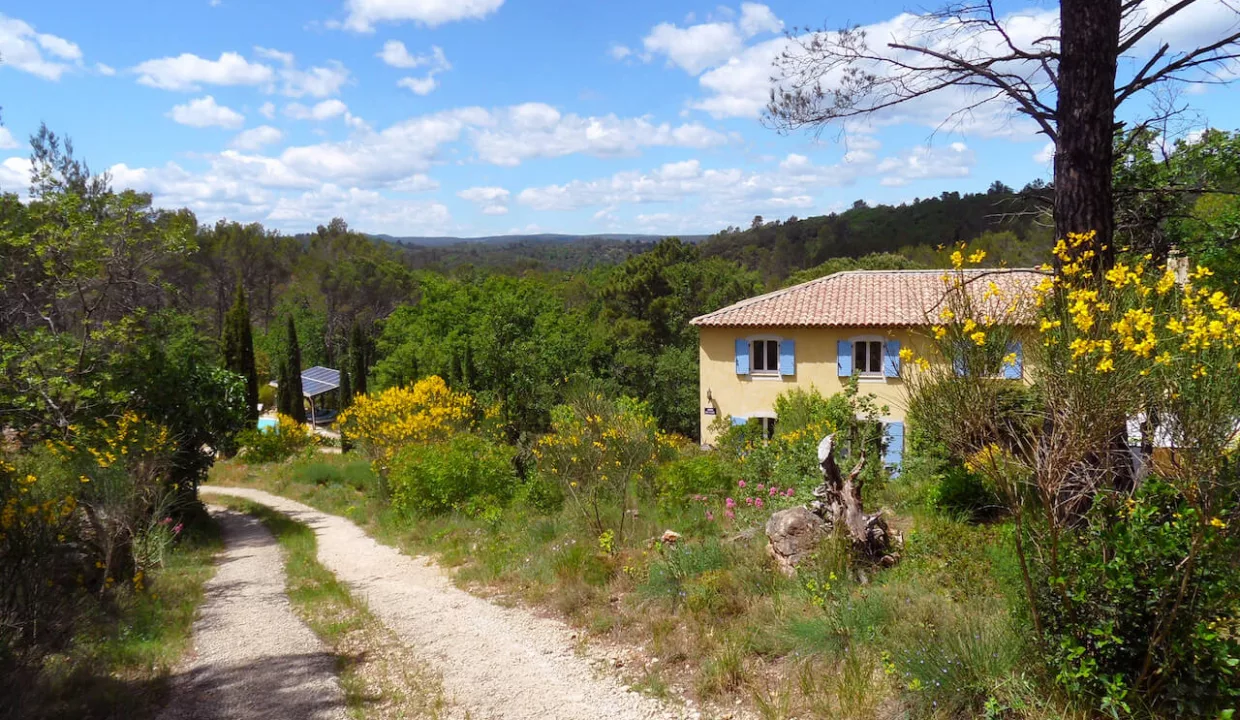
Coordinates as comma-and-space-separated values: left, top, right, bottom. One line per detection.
158, 507, 347, 720
200, 486, 688, 720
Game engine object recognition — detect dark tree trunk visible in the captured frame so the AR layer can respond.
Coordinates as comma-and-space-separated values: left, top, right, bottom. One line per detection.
1055, 0, 1122, 273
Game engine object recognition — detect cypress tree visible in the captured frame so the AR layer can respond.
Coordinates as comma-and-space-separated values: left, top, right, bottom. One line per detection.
285, 315, 307, 424
275, 357, 292, 418
349, 320, 368, 397
222, 281, 259, 422
338, 365, 353, 453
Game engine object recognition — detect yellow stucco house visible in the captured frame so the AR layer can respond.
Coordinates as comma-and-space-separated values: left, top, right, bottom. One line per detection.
689, 268, 1042, 468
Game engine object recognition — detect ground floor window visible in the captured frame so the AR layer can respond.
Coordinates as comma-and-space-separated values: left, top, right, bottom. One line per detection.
757, 416, 777, 440
853, 340, 884, 376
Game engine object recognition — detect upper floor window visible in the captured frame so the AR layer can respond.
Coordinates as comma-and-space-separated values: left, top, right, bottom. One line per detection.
853, 340, 885, 376
751, 339, 780, 374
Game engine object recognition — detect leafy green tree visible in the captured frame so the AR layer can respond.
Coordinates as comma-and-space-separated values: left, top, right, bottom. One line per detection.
221, 281, 258, 423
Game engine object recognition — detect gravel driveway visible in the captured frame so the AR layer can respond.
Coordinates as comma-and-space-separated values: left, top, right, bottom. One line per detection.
158, 507, 346, 720
200, 486, 685, 720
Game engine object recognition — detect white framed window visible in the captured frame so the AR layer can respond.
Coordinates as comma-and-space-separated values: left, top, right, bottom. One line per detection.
852, 339, 885, 377
751, 339, 781, 375
758, 416, 777, 440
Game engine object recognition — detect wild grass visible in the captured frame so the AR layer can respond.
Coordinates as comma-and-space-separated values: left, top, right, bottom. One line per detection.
1, 507, 222, 720
216, 498, 450, 720
208, 453, 1081, 718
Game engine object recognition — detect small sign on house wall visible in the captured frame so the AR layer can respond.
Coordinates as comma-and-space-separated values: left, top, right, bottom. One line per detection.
704, 407, 717, 415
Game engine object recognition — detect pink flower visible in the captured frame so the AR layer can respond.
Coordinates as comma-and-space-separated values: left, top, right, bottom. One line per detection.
769, 487, 777, 497
786, 488, 795, 497
705, 510, 714, 521
755, 498, 764, 509
757, 483, 765, 491
746, 497, 754, 506
724, 509, 735, 520
738, 480, 746, 488
725, 497, 736, 509
172, 523, 184, 535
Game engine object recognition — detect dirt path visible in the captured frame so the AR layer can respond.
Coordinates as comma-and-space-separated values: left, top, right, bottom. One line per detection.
159, 507, 346, 720
200, 486, 688, 720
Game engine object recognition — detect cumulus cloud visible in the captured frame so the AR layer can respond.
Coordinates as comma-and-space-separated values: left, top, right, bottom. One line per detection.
394, 45, 450, 95
259, 101, 276, 119
472, 103, 729, 166
640, 3, 782, 75
0, 14, 84, 80
608, 43, 632, 61
95, 62, 116, 76
285, 99, 349, 121
875, 142, 976, 187
0, 127, 18, 150
458, 186, 510, 215
169, 96, 245, 129
134, 51, 274, 91
378, 40, 419, 67
231, 125, 285, 151
280, 60, 350, 97
341, 0, 504, 32
0, 157, 33, 195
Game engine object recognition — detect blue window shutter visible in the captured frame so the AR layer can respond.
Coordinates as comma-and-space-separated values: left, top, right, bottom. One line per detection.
735, 339, 750, 375
884, 340, 901, 377
837, 340, 853, 377
780, 339, 796, 376
952, 345, 967, 377
731, 415, 747, 426
883, 421, 905, 476
1003, 341, 1024, 380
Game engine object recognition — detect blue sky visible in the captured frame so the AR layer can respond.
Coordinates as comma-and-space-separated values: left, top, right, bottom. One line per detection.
1, 1, 1238, 237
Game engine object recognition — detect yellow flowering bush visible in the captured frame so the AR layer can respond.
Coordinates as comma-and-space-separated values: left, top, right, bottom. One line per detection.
337, 376, 475, 462
534, 388, 673, 543
236, 413, 315, 464
910, 233, 1240, 715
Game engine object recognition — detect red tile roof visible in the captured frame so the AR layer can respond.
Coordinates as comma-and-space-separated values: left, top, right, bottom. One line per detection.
690, 269, 1046, 328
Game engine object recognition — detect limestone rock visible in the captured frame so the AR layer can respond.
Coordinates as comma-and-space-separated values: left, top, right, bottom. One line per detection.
765, 507, 824, 575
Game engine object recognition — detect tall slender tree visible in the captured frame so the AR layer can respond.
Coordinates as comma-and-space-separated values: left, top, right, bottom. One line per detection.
349, 320, 368, 397
338, 364, 353, 453
221, 281, 259, 422
284, 314, 307, 424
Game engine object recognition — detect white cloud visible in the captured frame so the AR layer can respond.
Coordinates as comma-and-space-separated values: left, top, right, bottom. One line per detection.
280, 60, 350, 98
643, 21, 744, 75
266, 184, 451, 232
738, 3, 782, 37
472, 104, 729, 166
95, 62, 116, 76
0, 127, 18, 149
169, 95, 246, 129
259, 101, 276, 119
875, 142, 975, 187
0, 14, 84, 80
134, 51, 274, 91
639, 3, 781, 75
391, 173, 439, 192
395, 46, 450, 95
342, 0, 504, 32
458, 185, 510, 215
0, 157, 33, 194
231, 125, 285, 151
1034, 141, 1055, 164
254, 46, 296, 66
378, 40, 419, 67
285, 99, 349, 121
608, 43, 632, 60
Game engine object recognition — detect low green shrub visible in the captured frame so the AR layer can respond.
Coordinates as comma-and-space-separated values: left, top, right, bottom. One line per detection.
927, 463, 1002, 521
1041, 478, 1240, 717
289, 458, 376, 492
237, 414, 314, 464
515, 471, 564, 513
654, 452, 738, 506
388, 433, 516, 517
642, 540, 730, 604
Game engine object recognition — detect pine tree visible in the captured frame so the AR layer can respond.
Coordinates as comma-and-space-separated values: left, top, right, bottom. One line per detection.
338, 365, 353, 453
349, 320, 368, 397
221, 281, 259, 422
284, 315, 306, 424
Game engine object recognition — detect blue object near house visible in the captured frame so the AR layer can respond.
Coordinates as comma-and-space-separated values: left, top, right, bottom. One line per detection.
257, 416, 278, 432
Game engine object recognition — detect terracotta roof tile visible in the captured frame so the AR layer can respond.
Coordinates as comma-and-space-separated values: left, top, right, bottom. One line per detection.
690, 269, 1046, 328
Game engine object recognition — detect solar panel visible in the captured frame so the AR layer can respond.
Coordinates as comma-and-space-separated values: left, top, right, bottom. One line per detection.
299, 366, 340, 397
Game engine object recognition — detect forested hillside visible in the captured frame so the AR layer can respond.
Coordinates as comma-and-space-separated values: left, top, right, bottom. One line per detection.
700, 181, 1055, 281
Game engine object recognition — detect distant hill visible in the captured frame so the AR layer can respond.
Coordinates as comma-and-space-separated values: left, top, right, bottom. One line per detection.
699, 183, 1054, 282
374, 233, 708, 247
